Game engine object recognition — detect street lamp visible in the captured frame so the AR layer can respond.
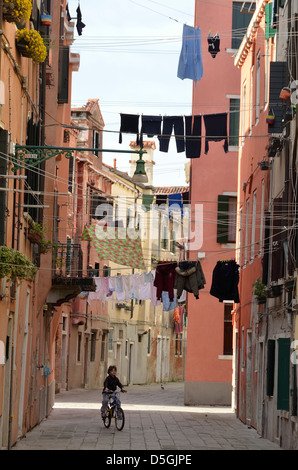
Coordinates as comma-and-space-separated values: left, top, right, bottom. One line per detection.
132, 147, 148, 184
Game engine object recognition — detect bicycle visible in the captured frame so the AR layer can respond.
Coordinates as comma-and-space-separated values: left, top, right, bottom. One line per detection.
102, 390, 125, 431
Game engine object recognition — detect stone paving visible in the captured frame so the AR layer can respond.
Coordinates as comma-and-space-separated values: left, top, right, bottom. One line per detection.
12, 382, 281, 451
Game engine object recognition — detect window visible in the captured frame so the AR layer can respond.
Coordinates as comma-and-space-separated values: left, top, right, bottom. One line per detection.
264, 40, 270, 107
259, 181, 265, 255
244, 199, 250, 265
229, 98, 240, 147
238, 206, 243, 264
58, 46, 69, 103
277, 338, 290, 411
147, 329, 151, 355
267, 339, 275, 396
108, 330, 113, 351
217, 195, 237, 244
251, 190, 257, 260
100, 332, 107, 361
256, 51, 261, 122
241, 81, 247, 145
77, 332, 82, 362
265, 2, 276, 39
93, 130, 100, 157
90, 330, 96, 362
175, 334, 183, 357
232, 2, 256, 49
161, 225, 168, 249
250, 66, 254, 133
68, 155, 74, 193
223, 304, 233, 355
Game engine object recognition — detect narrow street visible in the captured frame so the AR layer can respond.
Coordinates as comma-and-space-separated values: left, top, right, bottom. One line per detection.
12, 382, 281, 451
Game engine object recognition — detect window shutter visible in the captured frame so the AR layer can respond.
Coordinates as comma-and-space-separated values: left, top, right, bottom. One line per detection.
277, 338, 290, 411
268, 62, 287, 134
217, 195, 229, 244
229, 98, 240, 147
265, 3, 276, 39
266, 339, 275, 396
0, 130, 9, 246
58, 46, 69, 103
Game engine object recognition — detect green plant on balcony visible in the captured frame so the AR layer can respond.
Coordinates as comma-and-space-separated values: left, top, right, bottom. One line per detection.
3, 0, 32, 24
0, 246, 37, 281
253, 278, 267, 304
15, 28, 47, 63
27, 222, 52, 254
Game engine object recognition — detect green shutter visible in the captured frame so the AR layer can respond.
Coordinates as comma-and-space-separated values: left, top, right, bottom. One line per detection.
277, 338, 290, 411
267, 339, 275, 396
265, 3, 276, 39
229, 99, 240, 147
217, 195, 229, 244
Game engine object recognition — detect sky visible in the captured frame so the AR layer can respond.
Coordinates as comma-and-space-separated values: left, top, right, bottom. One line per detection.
67, 0, 195, 187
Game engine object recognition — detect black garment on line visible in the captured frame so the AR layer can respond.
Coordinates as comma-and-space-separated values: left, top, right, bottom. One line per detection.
158, 116, 185, 153
76, 6, 86, 36
140, 115, 162, 146
185, 115, 202, 158
119, 113, 140, 145
208, 33, 220, 58
210, 260, 240, 303
203, 112, 229, 154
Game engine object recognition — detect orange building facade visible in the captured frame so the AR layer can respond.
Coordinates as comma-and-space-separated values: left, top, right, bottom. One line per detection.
185, 0, 245, 405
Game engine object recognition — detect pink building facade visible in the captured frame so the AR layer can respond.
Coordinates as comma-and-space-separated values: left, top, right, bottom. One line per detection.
185, 0, 249, 405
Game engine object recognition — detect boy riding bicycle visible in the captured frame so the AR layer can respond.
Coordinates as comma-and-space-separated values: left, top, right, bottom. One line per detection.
101, 365, 126, 418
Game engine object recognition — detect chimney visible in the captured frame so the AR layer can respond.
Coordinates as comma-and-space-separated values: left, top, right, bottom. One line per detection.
113, 158, 117, 169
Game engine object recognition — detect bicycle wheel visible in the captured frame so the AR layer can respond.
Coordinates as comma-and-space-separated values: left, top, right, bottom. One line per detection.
115, 407, 125, 431
103, 410, 111, 428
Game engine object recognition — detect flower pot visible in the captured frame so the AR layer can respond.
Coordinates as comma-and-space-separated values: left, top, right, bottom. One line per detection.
259, 161, 269, 170
16, 41, 31, 58
257, 296, 266, 305
41, 14, 52, 26
285, 279, 295, 292
270, 285, 282, 297
27, 229, 42, 244
279, 87, 291, 100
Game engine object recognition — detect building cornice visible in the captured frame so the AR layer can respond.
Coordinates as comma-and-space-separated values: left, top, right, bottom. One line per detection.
234, 0, 269, 68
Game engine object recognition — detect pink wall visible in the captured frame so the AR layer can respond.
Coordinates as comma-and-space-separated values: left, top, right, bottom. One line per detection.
185, 0, 241, 402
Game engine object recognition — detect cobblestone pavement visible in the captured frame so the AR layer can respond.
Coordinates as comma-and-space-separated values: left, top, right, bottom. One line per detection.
12, 382, 281, 451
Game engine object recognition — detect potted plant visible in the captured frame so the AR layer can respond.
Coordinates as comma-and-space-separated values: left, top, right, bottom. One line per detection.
3, 0, 32, 24
0, 246, 37, 281
270, 284, 282, 297
15, 28, 47, 63
285, 276, 295, 292
27, 222, 52, 254
253, 278, 267, 304
259, 160, 269, 170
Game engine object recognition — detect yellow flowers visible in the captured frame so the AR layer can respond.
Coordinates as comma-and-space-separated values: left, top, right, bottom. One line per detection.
16, 28, 47, 63
3, 0, 32, 23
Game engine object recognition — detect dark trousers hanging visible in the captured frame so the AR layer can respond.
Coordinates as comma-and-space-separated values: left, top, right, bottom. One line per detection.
185, 115, 202, 158
203, 112, 229, 154
158, 116, 185, 153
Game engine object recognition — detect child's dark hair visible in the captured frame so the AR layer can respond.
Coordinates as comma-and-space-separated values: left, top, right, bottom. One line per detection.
107, 365, 117, 374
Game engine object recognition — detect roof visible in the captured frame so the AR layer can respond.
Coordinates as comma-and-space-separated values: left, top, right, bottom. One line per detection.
154, 186, 189, 194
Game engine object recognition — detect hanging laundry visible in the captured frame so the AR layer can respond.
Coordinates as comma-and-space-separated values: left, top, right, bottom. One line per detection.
168, 193, 183, 219
150, 270, 161, 306
162, 291, 177, 311
203, 113, 229, 154
174, 306, 184, 333
177, 24, 204, 86
175, 260, 206, 300
81, 225, 145, 270
119, 113, 140, 144
185, 115, 202, 158
115, 276, 125, 301
141, 115, 162, 138
66, 3, 72, 21
154, 261, 177, 301
207, 32, 220, 58
76, 6, 86, 36
159, 116, 185, 153
210, 259, 240, 303
139, 272, 153, 301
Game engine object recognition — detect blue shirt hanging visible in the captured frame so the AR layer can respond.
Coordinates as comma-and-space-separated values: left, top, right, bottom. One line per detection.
177, 24, 204, 86
168, 193, 183, 219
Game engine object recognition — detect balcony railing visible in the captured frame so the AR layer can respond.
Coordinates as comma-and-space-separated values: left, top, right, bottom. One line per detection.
52, 242, 83, 278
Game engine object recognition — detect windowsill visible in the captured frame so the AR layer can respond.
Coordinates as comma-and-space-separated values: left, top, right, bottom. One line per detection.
218, 355, 233, 360
228, 146, 239, 152
226, 48, 238, 54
